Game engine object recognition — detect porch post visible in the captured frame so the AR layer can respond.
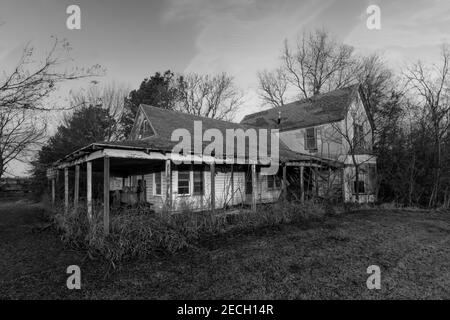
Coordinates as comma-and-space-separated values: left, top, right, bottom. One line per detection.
328, 167, 332, 190
300, 165, 304, 203
141, 174, 146, 203
251, 164, 256, 212
51, 178, 55, 207
87, 161, 92, 221
282, 164, 287, 201
74, 165, 80, 213
64, 167, 69, 214
210, 161, 215, 213
230, 164, 234, 206
165, 159, 172, 210
314, 168, 319, 196
103, 156, 110, 235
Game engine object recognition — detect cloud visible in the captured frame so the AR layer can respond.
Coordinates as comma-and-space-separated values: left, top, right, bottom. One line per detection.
164, 0, 335, 120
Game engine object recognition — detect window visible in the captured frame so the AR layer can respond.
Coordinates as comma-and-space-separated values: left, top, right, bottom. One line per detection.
267, 175, 281, 189
154, 172, 162, 195
305, 127, 317, 150
137, 118, 154, 139
178, 171, 190, 195
193, 170, 204, 195
353, 180, 365, 194
353, 124, 365, 151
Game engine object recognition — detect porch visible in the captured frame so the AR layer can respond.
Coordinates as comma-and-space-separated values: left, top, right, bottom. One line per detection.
47, 143, 341, 235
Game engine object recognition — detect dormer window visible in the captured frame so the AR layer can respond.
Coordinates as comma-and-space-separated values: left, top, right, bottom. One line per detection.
305, 127, 317, 151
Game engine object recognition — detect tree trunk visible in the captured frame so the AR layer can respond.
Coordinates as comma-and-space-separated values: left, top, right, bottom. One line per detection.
429, 132, 441, 207
0, 154, 4, 179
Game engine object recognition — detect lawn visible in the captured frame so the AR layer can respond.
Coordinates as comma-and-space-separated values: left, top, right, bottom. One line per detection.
1, 200, 450, 299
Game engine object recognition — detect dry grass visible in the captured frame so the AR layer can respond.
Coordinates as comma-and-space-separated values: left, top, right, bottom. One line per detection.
52, 200, 328, 265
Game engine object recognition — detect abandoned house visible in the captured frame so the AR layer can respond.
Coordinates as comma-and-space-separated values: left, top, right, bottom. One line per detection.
48, 84, 376, 234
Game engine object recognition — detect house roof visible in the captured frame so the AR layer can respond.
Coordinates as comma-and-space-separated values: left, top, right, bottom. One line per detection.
240, 84, 360, 131
54, 100, 346, 167
138, 104, 320, 163
139, 104, 252, 139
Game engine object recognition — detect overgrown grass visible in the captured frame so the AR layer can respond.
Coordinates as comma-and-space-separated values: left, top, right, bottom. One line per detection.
53, 200, 329, 265
3, 201, 450, 299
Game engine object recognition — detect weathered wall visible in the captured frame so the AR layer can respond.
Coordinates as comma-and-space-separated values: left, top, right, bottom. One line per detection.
121, 164, 282, 213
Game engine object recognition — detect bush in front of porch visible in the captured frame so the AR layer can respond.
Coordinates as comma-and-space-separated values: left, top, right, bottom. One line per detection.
53, 200, 329, 265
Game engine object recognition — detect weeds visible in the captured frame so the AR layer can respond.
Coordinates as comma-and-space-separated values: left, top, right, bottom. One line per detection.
53, 199, 329, 265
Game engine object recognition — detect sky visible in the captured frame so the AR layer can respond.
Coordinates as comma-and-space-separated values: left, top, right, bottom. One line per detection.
0, 0, 449, 177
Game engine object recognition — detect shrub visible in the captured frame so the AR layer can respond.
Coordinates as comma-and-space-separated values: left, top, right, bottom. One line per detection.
53, 199, 329, 265
54, 205, 90, 246
89, 213, 190, 264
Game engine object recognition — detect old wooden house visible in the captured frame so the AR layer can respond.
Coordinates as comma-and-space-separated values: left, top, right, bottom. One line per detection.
48, 84, 376, 234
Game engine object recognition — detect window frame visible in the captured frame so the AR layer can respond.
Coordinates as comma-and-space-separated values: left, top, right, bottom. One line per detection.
177, 170, 191, 195
153, 172, 162, 196
193, 169, 204, 196
353, 180, 365, 194
267, 174, 281, 190
305, 127, 317, 151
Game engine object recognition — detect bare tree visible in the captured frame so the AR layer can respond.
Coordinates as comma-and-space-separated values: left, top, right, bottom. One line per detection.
257, 68, 288, 108
0, 107, 46, 177
257, 29, 359, 108
69, 82, 130, 141
282, 29, 358, 99
404, 44, 450, 207
0, 38, 103, 112
0, 37, 103, 178
176, 72, 243, 121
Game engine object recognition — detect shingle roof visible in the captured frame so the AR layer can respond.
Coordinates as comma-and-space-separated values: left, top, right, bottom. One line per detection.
138, 105, 315, 162
140, 104, 251, 139
55, 101, 345, 167
240, 85, 359, 131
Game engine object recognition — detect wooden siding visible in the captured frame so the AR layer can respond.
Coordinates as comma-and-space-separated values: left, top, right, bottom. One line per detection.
120, 163, 283, 213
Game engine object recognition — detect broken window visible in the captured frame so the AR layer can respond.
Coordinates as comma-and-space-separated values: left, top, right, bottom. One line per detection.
305, 127, 317, 150
178, 171, 190, 195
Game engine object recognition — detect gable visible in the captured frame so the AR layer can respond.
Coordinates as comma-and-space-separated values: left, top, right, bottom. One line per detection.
130, 106, 155, 140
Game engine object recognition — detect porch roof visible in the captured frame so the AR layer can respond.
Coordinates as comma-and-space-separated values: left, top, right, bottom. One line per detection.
54, 136, 341, 169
